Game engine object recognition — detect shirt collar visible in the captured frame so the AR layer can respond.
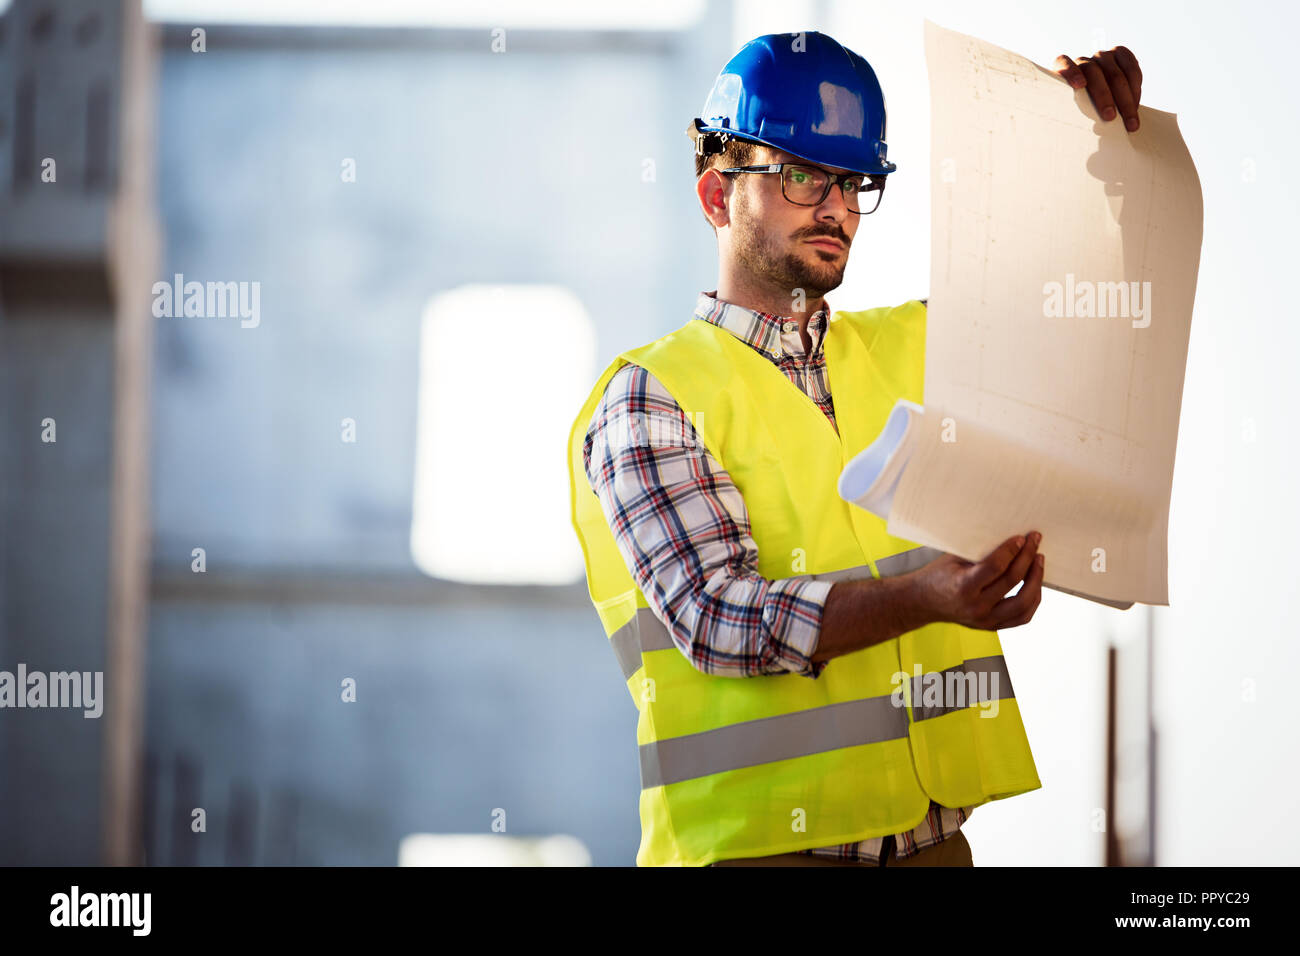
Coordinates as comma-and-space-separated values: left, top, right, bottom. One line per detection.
693, 291, 831, 359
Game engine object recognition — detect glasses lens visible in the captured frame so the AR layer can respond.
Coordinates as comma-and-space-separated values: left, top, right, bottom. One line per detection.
782, 166, 884, 214
782, 165, 828, 205
858, 177, 885, 215
839, 176, 868, 213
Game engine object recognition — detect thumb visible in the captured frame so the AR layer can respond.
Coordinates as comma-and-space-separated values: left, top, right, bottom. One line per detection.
967, 536, 1023, 590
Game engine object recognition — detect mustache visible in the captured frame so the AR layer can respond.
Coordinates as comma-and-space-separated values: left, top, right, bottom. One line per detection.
798, 228, 850, 244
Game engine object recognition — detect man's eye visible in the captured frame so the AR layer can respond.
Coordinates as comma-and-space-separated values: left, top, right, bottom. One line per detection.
844, 179, 863, 194
789, 172, 810, 184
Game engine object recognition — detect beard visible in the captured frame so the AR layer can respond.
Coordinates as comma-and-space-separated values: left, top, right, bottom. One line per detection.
731, 193, 848, 297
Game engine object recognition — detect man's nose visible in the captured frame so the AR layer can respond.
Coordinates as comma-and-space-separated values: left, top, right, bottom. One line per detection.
815, 183, 851, 221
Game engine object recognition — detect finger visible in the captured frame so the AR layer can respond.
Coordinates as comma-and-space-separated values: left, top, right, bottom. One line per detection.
1095, 50, 1140, 131
985, 552, 1045, 629
1112, 45, 1143, 104
966, 536, 1025, 590
1076, 56, 1118, 122
1053, 54, 1087, 89
984, 532, 1039, 600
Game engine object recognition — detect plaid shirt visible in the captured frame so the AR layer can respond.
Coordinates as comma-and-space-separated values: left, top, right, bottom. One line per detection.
582, 291, 973, 864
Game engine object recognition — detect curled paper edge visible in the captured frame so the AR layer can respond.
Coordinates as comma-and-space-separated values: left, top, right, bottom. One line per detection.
836, 398, 924, 519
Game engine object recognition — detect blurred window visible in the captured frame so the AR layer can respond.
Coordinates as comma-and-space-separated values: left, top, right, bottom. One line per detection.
411, 284, 595, 585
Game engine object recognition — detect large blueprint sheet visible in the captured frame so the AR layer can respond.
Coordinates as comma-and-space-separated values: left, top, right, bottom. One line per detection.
839, 21, 1203, 607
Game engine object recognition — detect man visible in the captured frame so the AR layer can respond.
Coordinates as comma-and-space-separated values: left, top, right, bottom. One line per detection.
567, 32, 1144, 867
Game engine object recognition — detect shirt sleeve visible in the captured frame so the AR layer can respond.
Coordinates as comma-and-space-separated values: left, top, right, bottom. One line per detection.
582, 363, 832, 679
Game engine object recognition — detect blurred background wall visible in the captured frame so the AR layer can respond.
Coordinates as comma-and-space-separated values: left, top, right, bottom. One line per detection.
1, 0, 1297, 866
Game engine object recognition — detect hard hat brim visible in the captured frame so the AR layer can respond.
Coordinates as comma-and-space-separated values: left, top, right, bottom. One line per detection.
690, 122, 896, 177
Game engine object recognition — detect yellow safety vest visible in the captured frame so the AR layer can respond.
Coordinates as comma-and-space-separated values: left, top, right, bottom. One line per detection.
566, 299, 1041, 866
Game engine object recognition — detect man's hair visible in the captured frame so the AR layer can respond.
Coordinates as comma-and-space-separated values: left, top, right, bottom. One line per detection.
694, 135, 764, 231
693, 134, 763, 179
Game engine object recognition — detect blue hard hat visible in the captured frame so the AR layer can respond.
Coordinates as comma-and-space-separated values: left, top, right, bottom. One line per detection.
690, 31, 896, 176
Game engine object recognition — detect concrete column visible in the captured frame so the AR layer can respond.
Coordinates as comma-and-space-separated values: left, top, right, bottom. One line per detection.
0, 0, 160, 865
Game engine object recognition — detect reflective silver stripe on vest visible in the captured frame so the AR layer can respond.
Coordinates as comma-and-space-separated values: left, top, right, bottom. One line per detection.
638, 694, 912, 790
909, 655, 1014, 722
608, 550, 945, 682
609, 607, 678, 681
638, 656, 1018, 789
607, 565, 876, 680
875, 545, 945, 577
808, 563, 874, 583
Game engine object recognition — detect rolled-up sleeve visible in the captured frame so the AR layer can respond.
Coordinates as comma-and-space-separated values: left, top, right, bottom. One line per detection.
582, 363, 831, 678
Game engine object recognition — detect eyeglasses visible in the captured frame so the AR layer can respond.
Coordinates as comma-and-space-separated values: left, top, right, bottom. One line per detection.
719, 163, 887, 215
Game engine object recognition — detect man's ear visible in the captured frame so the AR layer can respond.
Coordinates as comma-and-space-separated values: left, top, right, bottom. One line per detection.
696, 169, 732, 230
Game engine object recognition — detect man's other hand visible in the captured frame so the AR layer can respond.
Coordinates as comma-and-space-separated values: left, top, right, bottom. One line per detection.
1054, 46, 1143, 132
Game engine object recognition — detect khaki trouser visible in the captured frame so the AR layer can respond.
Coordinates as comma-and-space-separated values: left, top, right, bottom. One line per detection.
709, 829, 973, 867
